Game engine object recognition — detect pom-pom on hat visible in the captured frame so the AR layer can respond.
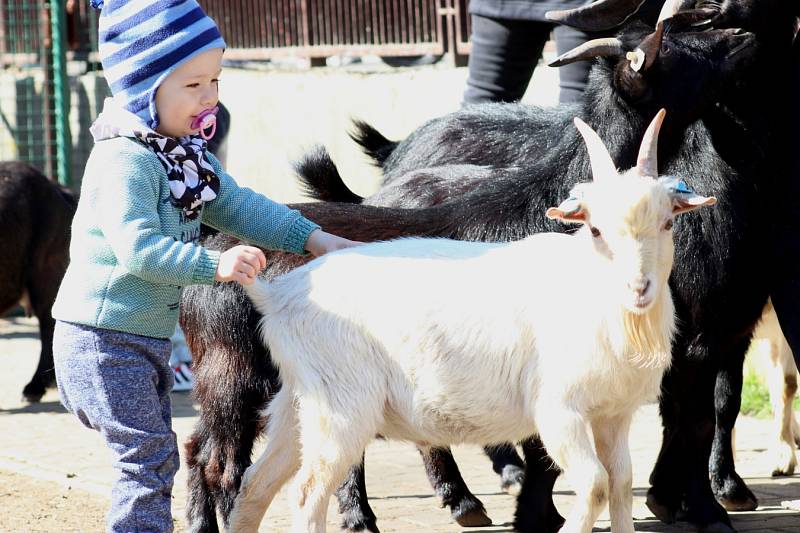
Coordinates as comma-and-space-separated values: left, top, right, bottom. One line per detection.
91, 0, 226, 128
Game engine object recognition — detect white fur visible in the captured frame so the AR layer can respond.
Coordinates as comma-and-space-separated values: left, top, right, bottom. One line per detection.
226, 171, 701, 533
746, 301, 800, 476
227, 112, 716, 533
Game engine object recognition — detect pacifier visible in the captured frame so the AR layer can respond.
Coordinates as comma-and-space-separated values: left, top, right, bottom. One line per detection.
191, 106, 219, 140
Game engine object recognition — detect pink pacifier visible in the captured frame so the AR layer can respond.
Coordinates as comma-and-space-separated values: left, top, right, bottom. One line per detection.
191, 106, 218, 140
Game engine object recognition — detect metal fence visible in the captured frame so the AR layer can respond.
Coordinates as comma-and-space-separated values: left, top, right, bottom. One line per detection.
202, 0, 470, 60
0, 1, 472, 187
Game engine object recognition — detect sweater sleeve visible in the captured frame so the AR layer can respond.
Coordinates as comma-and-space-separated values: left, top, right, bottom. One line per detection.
94, 141, 221, 286
201, 152, 321, 254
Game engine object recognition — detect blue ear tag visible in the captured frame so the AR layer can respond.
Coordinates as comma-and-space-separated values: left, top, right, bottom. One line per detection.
659, 176, 694, 195
90, 0, 104, 8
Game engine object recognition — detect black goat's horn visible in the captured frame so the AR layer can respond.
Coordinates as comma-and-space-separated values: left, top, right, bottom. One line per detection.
545, 0, 647, 31
549, 37, 624, 67
631, 21, 665, 73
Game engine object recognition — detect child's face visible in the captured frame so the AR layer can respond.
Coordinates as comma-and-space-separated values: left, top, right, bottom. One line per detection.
154, 48, 223, 138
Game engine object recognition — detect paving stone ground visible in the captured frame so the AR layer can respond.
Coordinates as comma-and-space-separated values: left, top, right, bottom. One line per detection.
1, 316, 799, 532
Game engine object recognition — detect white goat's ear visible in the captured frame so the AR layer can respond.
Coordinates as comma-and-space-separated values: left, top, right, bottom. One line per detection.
546, 194, 587, 222
659, 177, 717, 214
574, 117, 617, 182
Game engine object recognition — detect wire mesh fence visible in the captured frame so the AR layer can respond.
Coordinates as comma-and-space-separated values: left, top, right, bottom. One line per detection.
0, 1, 105, 187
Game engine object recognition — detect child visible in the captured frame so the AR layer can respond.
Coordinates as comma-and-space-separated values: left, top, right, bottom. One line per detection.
52, 1, 359, 531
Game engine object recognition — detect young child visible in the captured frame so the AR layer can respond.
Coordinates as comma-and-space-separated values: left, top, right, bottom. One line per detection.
52, 2, 359, 531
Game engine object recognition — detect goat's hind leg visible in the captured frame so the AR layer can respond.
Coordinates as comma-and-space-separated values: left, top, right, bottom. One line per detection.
23, 282, 58, 402
228, 388, 301, 533
766, 334, 799, 476
710, 339, 758, 512
290, 397, 377, 533
418, 445, 492, 527
335, 455, 380, 532
513, 436, 564, 533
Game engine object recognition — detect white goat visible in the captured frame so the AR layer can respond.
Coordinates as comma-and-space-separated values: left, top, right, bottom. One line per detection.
229, 109, 716, 533
745, 300, 800, 476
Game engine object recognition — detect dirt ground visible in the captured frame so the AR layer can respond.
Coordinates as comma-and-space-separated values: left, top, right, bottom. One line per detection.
2, 320, 800, 533
0, 470, 108, 532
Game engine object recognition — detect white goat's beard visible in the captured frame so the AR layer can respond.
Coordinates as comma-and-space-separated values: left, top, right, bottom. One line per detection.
625, 293, 654, 315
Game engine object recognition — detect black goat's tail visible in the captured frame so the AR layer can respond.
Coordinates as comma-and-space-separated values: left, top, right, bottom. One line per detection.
349, 119, 398, 168
293, 145, 364, 204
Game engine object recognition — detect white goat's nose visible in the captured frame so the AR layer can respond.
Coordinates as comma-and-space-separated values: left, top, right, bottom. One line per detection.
629, 278, 651, 296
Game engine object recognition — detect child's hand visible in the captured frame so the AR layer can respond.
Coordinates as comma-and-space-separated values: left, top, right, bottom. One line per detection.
304, 229, 363, 257
215, 245, 267, 285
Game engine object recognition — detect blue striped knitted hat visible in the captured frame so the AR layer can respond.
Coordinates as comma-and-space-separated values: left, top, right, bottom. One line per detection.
91, 0, 226, 128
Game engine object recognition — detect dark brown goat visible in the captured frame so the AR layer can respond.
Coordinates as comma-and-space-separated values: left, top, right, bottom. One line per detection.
0, 162, 75, 402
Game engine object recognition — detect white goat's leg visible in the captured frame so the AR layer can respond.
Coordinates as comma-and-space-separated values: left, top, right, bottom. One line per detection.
227, 388, 301, 533
767, 334, 799, 476
592, 415, 634, 533
537, 409, 608, 533
288, 396, 378, 533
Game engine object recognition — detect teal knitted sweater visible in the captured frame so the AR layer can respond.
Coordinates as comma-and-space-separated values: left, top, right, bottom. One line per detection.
52, 136, 320, 339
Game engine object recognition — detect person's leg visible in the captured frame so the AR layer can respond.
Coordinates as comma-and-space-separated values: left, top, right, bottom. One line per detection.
463, 15, 552, 105
552, 25, 611, 104
54, 321, 177, 533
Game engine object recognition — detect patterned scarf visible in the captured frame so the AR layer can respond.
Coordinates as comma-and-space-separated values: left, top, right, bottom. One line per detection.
90, 97, 219, 220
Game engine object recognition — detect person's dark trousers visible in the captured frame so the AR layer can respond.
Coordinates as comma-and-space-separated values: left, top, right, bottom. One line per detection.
463, 14, 605, 105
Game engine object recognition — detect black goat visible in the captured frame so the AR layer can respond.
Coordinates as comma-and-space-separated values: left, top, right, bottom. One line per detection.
302, 3, 798, 532
179, 20, 762, 533
0, 162, 76, 402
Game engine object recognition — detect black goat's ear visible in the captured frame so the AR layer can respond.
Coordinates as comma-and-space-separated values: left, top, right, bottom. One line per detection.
615, 65, 650, 102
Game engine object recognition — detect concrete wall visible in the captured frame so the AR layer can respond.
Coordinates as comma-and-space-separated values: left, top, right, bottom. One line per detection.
219, 59, 559, 203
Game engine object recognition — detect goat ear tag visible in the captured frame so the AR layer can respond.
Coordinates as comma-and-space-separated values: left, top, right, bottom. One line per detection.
660, 177, 717, 214
546, 196, 586, 222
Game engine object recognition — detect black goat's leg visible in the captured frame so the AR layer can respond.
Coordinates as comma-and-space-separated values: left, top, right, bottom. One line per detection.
335, 455, 380, 532
22, 282, 58, 403
709, 340, 758, 512
648, 352, 734, 532
647, 351, 707, 525
484, 442, 526, 494
418, 445, 492, 527
513, 436, 564, 533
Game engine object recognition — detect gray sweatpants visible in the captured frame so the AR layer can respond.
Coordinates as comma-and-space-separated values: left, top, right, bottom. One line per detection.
53, 321, 178, 533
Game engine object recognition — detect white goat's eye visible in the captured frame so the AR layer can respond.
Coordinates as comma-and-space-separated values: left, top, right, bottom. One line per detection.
664, 219, 674, 231
590, 226, 602, 238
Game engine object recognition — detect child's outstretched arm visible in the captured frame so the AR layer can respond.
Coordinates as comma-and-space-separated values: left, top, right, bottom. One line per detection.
201, 153, 361, 258
304, 229, 362, 257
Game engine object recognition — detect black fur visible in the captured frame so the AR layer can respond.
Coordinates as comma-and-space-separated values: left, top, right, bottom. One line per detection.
0, 162, 76, 402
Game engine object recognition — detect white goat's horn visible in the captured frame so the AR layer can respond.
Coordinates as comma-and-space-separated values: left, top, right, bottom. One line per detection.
574, 117, 617, 182
636, 109, 666, 177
